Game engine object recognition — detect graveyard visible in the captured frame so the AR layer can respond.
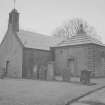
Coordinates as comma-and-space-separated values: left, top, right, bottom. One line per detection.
0, 1, 105, 105
0, 78, 105, 105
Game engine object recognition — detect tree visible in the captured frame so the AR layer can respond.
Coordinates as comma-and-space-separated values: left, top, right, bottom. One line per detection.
53, 18, 101, 40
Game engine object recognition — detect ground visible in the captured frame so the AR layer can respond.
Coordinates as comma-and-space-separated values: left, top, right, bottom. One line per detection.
0, 78, 105, 105
71, 85, 105, 105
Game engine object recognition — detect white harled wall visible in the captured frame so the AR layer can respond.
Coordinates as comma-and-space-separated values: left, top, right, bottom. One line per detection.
0, 27, 23, 78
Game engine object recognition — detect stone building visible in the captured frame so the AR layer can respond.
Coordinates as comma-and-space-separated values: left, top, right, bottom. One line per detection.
0, 9, 61, 79
0, 8, 105, 79
52, 27, 105, 77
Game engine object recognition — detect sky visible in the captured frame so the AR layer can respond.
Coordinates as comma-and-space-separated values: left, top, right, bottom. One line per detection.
0, 0, 105, 43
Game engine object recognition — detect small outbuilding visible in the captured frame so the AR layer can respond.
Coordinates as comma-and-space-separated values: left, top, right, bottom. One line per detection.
51, 25, 105, 78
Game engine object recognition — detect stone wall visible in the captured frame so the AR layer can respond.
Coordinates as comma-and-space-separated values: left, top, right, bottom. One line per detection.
22, 48, 52, 79
53, 45, 89, 76
92, 45, 105, 77
53, 44, 105, 77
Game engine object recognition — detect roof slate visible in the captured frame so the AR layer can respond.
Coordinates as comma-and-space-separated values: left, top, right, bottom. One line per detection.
17, 30, 63, 50
17, 30, 104, 50
56, 33, 104, 47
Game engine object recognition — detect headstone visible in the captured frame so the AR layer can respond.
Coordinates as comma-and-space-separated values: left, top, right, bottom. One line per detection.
39, 65, 47, 80
0, 68, 5, 79
80, 70, 91, 84
47, 62, 54, 81
62, 68, 71, 82
33, 64, 38, 79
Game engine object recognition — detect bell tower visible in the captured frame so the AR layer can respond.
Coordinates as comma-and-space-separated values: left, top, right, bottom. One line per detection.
8, 0, 19, 32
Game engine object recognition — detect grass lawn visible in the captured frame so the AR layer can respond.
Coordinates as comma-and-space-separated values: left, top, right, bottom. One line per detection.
0, 78, 105, 105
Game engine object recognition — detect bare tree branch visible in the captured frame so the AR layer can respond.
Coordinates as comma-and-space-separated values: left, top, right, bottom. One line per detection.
52, 18, 101, 40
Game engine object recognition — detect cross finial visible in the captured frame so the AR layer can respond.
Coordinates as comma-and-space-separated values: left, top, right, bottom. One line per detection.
14, 0, 16, 9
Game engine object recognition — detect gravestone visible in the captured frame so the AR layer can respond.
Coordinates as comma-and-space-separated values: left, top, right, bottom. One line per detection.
62, 68, 71, 82
80, 70, 92, 84
33, 64, 38, 79
47, 62, 54, 81
39, 65, 47, 80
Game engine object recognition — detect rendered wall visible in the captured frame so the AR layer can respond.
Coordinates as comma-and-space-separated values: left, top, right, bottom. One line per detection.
0, 28, 23, 78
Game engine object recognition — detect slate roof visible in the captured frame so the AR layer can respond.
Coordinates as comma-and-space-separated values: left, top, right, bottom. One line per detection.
17, 30, 63, 50
56, 32, 104, 47
16, 29, 104, 50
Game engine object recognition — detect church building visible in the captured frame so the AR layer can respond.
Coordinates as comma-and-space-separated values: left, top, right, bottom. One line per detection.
0, 8, 105, 79
0, 8, 61, 79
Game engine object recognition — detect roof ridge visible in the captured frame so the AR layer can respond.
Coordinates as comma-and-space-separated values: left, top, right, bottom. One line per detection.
56, 33, 104, 47
18, 29, 51, 37
17, 30, 63, 50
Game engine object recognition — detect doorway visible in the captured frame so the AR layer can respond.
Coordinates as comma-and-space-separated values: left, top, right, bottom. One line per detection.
5, 60, 10, 77
67, 58, 75, 76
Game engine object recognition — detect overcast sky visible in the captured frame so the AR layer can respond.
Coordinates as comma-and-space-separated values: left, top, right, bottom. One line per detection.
0, 0, 105, 42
